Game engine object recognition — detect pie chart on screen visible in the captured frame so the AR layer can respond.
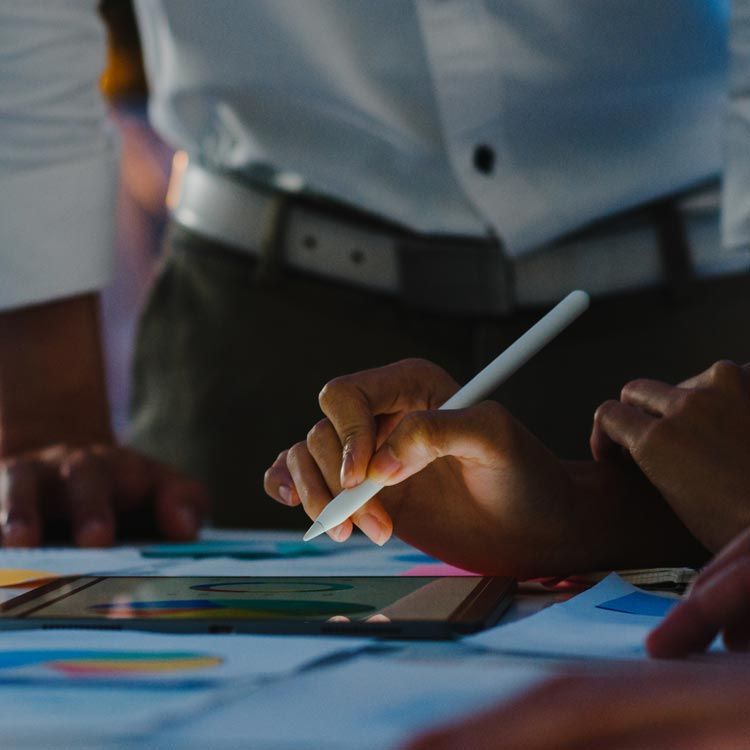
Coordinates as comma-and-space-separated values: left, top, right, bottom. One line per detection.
0, 650, 222, 678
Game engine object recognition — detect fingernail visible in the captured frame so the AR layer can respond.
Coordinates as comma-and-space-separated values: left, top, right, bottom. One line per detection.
368, 446, 401, 482
278, 485, 293, 505
329, 523, 350, 543
341, 451, 357, 488
357, 513, 390, 546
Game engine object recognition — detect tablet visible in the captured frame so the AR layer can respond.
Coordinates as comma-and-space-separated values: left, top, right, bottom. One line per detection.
0, 575, 515, 639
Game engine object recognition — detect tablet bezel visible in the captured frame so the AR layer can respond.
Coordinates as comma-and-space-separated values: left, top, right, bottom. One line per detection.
0, 575, 515, 639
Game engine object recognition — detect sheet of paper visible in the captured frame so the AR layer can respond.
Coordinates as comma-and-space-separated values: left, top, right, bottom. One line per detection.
0, 548, 164, 603
467, 574, 676, 660
162, 536, 427, 577
0, 680, 217, 746
0, 629, 370, 686
153, 654, 551, 750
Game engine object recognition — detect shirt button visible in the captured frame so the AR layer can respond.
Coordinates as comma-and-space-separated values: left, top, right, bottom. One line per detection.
473, 144, 495, 175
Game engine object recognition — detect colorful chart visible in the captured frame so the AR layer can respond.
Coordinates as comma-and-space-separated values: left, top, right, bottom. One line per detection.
0, 650, 222, 678
90, 598, 375, 619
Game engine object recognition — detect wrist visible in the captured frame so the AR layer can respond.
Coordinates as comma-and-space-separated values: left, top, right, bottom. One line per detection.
563, 459, 710, 572
0, 294, 112, 456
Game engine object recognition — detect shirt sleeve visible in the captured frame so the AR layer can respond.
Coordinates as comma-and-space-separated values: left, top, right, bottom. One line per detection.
722, 0, 750, 251
0, 1, 118, 311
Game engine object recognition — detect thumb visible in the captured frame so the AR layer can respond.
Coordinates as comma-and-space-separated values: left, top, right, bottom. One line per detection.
317, 359, 458, 489
366, 401, 512, 486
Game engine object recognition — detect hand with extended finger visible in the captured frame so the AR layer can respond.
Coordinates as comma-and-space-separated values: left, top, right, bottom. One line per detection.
648, 525, 750, 658
591, 360, 750, 552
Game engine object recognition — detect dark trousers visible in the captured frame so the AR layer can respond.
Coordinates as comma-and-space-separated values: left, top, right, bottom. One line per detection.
130, 223, 750, 528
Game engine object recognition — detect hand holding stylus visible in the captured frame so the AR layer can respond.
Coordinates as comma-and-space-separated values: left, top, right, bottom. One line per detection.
262, 293, 663, 578
266, 354, 585, 577
303, 291, 589, 541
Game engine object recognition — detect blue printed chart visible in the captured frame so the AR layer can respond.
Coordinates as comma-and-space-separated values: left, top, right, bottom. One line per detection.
0, 630, 369, 686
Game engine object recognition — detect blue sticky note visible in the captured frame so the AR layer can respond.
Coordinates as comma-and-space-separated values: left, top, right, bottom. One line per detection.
392, 553, 439, 564
596, 591, 678, 617
141, 541, 328, 560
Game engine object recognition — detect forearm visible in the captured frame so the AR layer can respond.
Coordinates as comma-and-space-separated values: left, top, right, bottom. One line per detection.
564, 459, 710, 572
0, 293, 112, 456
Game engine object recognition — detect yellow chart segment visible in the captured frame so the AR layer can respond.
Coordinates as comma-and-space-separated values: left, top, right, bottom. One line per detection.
50, 656, 222, 673
0, 569, 60, 587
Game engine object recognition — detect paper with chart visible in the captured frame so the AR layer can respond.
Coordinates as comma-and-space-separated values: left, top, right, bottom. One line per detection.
0, 628, 370, 686
468, 574, 679, 660
153, 654, 551, 750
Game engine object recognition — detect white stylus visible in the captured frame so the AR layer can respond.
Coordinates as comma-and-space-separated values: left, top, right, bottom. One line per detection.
303, 289, 590, 542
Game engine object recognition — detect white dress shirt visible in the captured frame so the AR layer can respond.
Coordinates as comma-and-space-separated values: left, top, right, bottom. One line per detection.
0, 0, 746, 311
0, 0, 117, 311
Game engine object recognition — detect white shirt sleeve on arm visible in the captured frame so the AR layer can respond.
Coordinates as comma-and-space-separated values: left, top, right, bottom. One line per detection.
723, 0, 750, 251
0, 0, 118, 311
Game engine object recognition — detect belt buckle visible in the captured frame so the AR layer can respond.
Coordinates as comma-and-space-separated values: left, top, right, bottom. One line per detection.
397, 235, 514, 316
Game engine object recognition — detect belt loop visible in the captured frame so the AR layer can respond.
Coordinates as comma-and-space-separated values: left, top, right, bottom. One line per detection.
651, 199, 694, 300
255, 193, 293, 284
397, 234, 514, 315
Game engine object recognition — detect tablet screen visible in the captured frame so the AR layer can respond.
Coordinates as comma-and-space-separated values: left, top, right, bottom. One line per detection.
3, 576, 497, 624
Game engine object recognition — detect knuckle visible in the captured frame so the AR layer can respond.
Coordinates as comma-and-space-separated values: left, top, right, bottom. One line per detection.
263, 465, 285, 493
285, 441, 308, 470
401, 411, 440, 452
620, 379, 646, 401
707, 360, 742, 387
61, 450, 101, 481
594, 399, 619, 425
318, 377, 350, 409
306, 419, 331, 448
401, 358, 456, 397
399, 357, 435, 374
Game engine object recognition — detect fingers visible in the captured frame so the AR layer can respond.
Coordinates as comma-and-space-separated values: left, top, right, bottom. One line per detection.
264, 450, 300, 507
60, 451, 115, 547
591, 400, 657, 461
367, 401, 512, 487
648, 527, 750, 657
152, 469, 209, 541
647, 556, 750, 658
0, 445, 210, 547
689, 526, 750, 594
678, 360, 745, 391
287, 440, 352, 542
318, 359, 458, 489
76, 447, 209, 542
306, 419, 392, 545
0, 460, 44, 547
619, 378, 682, 416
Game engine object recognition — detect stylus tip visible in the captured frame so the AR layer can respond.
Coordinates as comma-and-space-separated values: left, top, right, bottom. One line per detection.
303, 522, 326, 542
